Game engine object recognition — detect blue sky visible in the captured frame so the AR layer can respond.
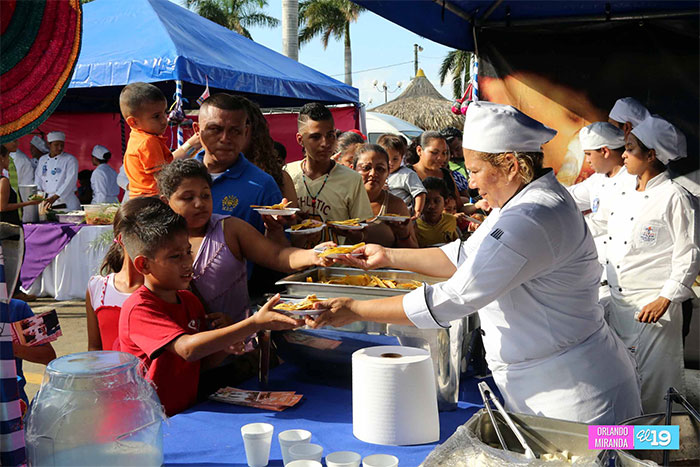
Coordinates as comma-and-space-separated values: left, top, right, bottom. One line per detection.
176, 1, 457, 107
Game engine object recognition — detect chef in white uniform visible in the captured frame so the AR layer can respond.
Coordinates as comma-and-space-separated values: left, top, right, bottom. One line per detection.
605, 115, 699, 414
29, 135, 49, 161
608, 97, 650, 136
312, 102, 642, 425
4, 139, 36, 187
90, 145, 120, 204
117, 164, 129, 203
34, 131, 80, 210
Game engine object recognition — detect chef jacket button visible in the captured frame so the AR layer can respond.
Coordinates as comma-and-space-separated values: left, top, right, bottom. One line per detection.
624, 241, 627, 245
610, 212, 614, 215
616, 265, 620, 269
630, 217, 634, 221
609, 236, 612, 240
603, 241, 607, 244
622, 192, 626, 195
644, 195, 649, 199
606, 260, 609, 264
618, 287, 623, 292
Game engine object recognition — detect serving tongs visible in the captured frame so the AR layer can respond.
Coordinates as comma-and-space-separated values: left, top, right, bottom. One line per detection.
478, 382, 536, 459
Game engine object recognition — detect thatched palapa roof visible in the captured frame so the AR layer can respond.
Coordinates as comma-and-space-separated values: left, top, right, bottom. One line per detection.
369, 69, 464, 131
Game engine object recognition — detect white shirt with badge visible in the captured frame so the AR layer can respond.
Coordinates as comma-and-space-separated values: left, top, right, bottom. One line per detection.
604, 170, 699, 413
568, 167, 637, 259
402, 170, 641, 424
90, 163, 120, 204
34, 153, 80, 210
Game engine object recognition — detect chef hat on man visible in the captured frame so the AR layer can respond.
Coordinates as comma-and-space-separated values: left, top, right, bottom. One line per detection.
30, 135, 50, 153
631, 115, 687, 165
608, 97, 650, 128
46, 131, 65, 143
578, 122, 625, 151
91, 145, 111, 161
462, 101, 557, 153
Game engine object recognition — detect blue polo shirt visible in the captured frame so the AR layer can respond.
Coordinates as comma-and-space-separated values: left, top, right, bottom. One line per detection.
195, 152, 282, 233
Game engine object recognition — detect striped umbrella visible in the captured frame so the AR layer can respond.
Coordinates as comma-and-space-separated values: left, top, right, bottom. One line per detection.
0, 0, 83, 144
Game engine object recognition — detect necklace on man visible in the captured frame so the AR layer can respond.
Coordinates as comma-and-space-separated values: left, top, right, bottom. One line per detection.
301, 158, 333, 214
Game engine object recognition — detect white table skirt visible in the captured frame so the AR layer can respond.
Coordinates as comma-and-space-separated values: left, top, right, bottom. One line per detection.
24, 225, 113, 300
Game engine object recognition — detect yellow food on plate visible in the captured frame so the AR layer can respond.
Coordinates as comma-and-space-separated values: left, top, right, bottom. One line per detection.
250, 200, 292, 209
310, 274, 422, 290
318, 242, 365, 257
291, 219, 323, 231
274, 294, 322, 311
327, 218, 362, 226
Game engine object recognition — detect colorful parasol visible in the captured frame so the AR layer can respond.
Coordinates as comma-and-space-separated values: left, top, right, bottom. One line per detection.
0, 0, 82, 144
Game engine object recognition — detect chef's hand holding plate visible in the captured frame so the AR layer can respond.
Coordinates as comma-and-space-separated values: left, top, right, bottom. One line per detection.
636, 296, 671, 323
305, 297, 360, 329
335, 243, 389, 270
254, 294, 305, 330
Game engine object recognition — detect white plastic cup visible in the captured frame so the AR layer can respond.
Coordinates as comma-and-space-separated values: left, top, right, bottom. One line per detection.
362, 454, 399, 467
278, 429, 312, 466
286, 461, 322, 467
326, 450, 361, 467
288, 443, 323, 462
241, 423, 274, 467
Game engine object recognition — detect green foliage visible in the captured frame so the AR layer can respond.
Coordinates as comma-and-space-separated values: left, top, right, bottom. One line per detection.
439, 49, 473, 100
298, 0, 363, 49
185, 0, 279, 39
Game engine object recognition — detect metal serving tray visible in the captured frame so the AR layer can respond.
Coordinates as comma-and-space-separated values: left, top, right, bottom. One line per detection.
276, 267, 443, 300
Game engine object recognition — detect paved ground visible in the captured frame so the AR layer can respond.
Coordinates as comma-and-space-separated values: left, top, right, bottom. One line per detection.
22, 297, 88, 401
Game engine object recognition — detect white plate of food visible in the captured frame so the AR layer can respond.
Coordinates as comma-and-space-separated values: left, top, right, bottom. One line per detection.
327, 219, 368, 231
313, 243, 365, 259
273, 295, 328, 318
285, 219, 325, 235
251, 201, 300, 216
376, 214, 410, 223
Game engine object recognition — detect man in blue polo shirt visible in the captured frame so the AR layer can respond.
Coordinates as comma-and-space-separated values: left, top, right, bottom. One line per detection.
194, 93, 282, 235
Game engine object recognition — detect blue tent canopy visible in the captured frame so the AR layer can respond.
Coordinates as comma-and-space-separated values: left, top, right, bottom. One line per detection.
62, 0, 358, 110
354, 1, 697, 51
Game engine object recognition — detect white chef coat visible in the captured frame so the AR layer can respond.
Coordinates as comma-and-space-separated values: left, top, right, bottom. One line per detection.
605, 170, 699, 413
117, 165, 129, 203
34, 153, 80, 210
10, 149, 37, 188
403, 170, 641, 424
90, 163, 120, 204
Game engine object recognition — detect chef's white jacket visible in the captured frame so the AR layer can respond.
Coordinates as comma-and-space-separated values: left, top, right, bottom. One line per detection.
10, 149, 37, 188
90, 163, 120, 204
403, 170, 641, 424
34, 153, 80, 210
604, 171, 699, 413
568, 167, 637, 260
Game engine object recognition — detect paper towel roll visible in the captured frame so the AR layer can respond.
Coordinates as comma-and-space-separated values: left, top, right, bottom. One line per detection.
352, 346, 439, 446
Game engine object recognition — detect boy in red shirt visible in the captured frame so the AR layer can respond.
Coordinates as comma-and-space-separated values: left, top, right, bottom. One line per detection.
120, 82, 200, 197
118, 200, 301, 416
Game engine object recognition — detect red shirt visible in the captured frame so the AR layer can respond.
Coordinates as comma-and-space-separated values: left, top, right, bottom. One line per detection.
119, 286, 206, 416
123, 128, 173, 197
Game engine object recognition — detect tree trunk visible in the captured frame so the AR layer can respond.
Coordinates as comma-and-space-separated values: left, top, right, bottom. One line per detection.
344, 21, 352, 85
282, 0, 299, 61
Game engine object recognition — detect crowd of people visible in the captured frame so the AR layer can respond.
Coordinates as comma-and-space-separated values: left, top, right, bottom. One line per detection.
3, 84, 697, 422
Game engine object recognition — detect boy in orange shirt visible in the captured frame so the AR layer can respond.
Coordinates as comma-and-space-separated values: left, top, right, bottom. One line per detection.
120, 82, 200, 197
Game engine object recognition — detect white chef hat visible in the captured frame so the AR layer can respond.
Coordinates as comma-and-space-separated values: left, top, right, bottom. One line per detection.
578, 122, 625, 151
30, 135, 49, 153
631, 115, 687, 165
91, 145, 111, 160
462, 101, 557, 153
46, 131, 65, 143
608, 97, 650, 128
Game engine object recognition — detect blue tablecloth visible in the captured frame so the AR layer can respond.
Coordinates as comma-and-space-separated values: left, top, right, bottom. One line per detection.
163, 354, 492, 466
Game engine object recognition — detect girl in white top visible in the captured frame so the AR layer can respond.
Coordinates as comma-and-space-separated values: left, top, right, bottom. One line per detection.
90, 145, 120, 204
85, 199, 160, 351
605, 115, 699, 413
309, 102, 642, 425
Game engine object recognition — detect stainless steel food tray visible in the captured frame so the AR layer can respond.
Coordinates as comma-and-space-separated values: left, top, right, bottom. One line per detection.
276, 267, 442, 300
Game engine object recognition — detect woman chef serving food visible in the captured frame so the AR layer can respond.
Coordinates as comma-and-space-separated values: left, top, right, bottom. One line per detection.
310, 102, 642, 425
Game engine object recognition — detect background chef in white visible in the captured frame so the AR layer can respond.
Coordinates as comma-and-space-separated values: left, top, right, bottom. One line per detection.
608, 97, 651, 137
90, 145, 120, 204
29, 135, 49, 162
34, 131, 80, 210
310, 101, 642, 425
605, 114, 700, 414
568, 122, 637, 303
3, 138, 36, 187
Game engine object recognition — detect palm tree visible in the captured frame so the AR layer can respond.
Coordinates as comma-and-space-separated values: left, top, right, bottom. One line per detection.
185, 0, 279, 40
282, 0, 299, 61
439, 49, 473, 100
298, 0, 364, 86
